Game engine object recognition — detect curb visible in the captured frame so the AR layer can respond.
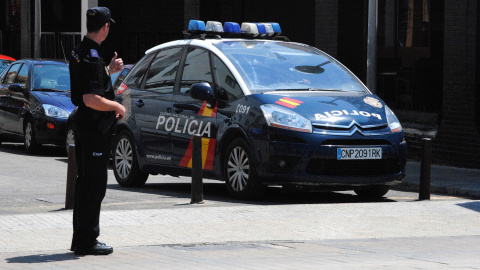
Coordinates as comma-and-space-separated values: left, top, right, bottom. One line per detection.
394, 182, 480, 199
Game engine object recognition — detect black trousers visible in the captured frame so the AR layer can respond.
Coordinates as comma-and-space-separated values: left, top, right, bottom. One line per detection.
71, 125, 112, 249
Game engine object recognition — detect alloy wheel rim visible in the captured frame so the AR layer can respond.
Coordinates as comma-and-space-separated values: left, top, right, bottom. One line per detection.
115, 138, 133, 179
226, 146, 249, 192
25, 123, 32, 148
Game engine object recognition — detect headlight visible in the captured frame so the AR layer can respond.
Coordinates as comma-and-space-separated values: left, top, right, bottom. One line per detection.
42, 104, 69, 119
385, 105, 402, 133
260, 104, 312, 133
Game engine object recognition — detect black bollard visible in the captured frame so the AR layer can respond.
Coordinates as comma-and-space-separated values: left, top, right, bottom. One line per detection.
65, 144, 77, 209
419, 138, 432, 200
191, 136, 204, 204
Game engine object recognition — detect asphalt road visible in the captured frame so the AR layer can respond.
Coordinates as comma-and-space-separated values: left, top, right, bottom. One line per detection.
0, 142, 460, 215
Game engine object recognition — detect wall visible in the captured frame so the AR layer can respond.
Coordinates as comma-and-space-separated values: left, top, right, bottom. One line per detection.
434, 0, 480, 168
99, 0, 185, 63
315, 0, 338, 57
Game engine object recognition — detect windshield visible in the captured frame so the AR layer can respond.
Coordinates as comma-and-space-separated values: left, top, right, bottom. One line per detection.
214, 41, 367, 93
32, 64, 70, 91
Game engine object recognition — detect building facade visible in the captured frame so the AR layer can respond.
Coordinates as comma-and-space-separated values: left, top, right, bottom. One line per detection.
1, 0, 479, 168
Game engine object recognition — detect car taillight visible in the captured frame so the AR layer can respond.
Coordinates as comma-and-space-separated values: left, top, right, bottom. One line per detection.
117, 83, 128, 95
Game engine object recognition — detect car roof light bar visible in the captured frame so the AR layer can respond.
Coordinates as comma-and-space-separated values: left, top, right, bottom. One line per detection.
224, 22, 241, 33
241, 23, 259, 37
270, 22, 282, 35
260, 23, 275, 36
188, 20, 206, 33
255, 23, 267, 37
184, 20, 285, 40
206, 21, 224, 32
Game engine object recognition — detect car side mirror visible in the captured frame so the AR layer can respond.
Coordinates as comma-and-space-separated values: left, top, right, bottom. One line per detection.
8, 84, 26, 94
189, 82, 215, 101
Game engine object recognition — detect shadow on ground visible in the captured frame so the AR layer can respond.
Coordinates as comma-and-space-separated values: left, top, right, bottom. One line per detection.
6, 253, 80, 264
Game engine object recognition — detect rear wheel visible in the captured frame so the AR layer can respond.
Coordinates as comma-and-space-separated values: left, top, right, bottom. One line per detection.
354, 185, 390, 198
113, 131, 148, 187
223, 138, 263, 200
24, 119, 40, 154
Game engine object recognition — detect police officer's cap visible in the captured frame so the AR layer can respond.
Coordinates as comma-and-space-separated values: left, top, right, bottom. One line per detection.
87, 7, 115, 31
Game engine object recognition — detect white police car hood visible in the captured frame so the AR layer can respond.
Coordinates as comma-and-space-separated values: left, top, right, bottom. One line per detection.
257, 91, 388, 127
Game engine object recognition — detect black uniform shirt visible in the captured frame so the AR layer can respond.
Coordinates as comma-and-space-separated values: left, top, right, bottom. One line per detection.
69, 36, 114, 131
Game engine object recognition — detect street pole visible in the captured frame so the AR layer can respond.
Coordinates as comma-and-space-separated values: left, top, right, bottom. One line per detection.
191, 136, 204, 204
367, 0, 378, 94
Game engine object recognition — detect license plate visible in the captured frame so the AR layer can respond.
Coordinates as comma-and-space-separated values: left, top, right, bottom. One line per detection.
337, 147, 382, 160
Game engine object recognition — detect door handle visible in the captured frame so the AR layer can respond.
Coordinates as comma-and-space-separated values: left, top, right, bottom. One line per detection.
135, 100, 144, 108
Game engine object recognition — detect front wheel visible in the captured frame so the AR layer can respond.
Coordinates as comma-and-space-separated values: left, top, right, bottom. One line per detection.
113, 131, 148, 187
24, 119, 40, 154
354, 185, 390, 198
223, 138, 263, 200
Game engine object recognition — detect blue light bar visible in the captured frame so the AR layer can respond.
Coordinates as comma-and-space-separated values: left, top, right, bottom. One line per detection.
260, 23, 275, 36
188, 20, 206, 32
224, 22, 241, 34
255, 23, 267, 36
270, 23, 282, 34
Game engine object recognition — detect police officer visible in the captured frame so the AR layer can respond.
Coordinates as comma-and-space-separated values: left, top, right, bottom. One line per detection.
69, 7, 125, 256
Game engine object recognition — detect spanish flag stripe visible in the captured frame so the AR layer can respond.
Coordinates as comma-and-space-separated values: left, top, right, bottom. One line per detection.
279, 98, 300, 106
275, 101, 296, 109
179, 138, 193, 167
198, 100, 207, 116
203, 106, 213, 117
204, 139, 216, 170
201, 138, 210, 168
282, 97, 303, 104
211, 101, 218, 117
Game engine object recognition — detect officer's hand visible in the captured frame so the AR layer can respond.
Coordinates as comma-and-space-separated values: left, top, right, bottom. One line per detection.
115, 104, 126, 120
109, 52, 124, 74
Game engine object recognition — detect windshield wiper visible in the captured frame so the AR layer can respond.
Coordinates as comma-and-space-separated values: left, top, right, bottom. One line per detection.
275, 88, 348, 92
307, 88, 348, 92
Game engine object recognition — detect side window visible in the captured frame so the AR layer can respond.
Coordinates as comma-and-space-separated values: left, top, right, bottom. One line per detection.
212, 56, 244, 101
144, 47, 183, 93
180, 47, 213, 94
113, 67, 130, 90
124, 53, 155, 88
15, 64, 28, 87
4, 63, 21, 85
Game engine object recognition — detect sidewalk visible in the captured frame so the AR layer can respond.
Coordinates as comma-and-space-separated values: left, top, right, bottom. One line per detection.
0, 162, 479, 269
395, 161, 480, 198
1, 198, 480, 269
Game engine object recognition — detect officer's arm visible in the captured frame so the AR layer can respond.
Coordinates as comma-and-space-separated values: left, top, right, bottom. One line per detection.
83, 94, 126, 119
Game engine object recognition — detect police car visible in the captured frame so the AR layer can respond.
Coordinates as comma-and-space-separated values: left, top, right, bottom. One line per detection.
112, 20, 407, 199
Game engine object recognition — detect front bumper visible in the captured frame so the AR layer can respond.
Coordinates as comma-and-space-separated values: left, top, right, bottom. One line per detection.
34, 117, 68, 145
252, 128, 407, 187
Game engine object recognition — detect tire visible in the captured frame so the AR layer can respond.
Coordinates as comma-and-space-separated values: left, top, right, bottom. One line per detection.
24, 119, 41, 154
113, 131, 148, 187
65, 126, 75, 154
223, 138, 263, 200
354, 185, 390, 198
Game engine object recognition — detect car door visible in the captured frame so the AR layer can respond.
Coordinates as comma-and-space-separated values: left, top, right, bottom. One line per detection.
130, 46, 185, 166
5, 63, 29, 135
170, 47, 218, 170
0, 63, 22, 134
